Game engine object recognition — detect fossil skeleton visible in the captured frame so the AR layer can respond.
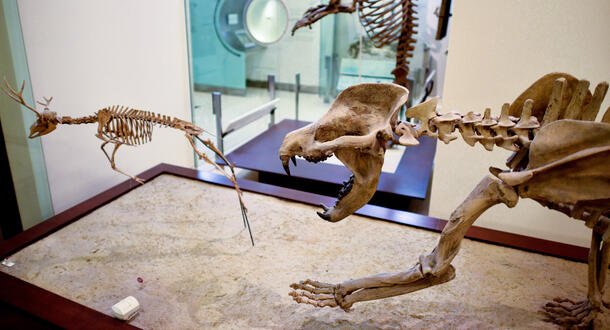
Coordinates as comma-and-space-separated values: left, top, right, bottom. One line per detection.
279, 72, 610, 328
2, 78, 253, 245
292, 0, 418, 87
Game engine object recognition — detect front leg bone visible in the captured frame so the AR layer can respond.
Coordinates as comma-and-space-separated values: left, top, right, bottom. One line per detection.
290, 175, 519, 310
289, 265, 455, 311
292, 0, 357, 34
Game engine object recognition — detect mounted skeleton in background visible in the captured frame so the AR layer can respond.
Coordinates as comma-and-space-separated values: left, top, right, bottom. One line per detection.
292, 0, 418, 87
2, 78, 254, 245
280, 72, 610, 328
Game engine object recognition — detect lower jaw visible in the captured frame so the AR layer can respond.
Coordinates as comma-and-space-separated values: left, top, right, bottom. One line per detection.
316, 175, 355, 222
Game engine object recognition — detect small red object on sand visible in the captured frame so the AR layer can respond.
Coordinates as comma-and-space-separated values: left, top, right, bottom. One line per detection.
137, 277, 143, 283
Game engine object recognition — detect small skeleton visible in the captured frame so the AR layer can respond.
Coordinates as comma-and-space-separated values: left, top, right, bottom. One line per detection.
3, 78, 253, 245
280, 73, 610, 328
292, 0, 418, 87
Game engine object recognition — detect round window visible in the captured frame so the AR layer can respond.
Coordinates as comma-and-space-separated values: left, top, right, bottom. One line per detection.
244, 0, 289, 45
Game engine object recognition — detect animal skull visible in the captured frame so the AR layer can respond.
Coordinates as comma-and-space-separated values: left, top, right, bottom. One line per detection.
279, 83, 410, 222
2, 78, 59, 138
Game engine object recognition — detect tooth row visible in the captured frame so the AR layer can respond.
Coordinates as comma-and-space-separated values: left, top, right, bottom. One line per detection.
336, 175, 354, 201
304, 155, 330, 163
420, 99, 540, 151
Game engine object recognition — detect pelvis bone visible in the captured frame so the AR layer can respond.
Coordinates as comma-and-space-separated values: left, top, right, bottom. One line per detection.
279, 83, 409, 222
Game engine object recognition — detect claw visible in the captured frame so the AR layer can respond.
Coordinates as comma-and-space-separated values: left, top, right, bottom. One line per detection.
319, 203, 330, 211
541, 298, 597, 327
291, 156, 297, 166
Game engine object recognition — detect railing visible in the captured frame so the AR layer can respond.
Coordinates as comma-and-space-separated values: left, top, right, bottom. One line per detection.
212, 75, 279, 156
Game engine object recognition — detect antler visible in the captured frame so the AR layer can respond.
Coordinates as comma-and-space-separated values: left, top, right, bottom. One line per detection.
2, 76, 40, 116
37, 96, 54, 109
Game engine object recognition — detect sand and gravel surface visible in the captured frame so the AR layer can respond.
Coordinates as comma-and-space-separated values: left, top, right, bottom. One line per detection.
3, 174, 608, 329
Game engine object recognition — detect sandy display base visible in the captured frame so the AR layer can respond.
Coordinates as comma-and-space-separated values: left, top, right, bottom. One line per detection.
2, 174, 608, 329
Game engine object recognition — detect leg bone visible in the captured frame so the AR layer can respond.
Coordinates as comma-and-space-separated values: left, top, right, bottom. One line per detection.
290, 175, 519, 310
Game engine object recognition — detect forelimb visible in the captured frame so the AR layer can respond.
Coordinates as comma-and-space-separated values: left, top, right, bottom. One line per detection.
292, 0, 357, 34
290, 175, 519, 310
99, 138, 145, 184
543, 228, 610, 328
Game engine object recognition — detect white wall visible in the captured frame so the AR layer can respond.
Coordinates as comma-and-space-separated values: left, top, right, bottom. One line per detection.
18, 0, 193, 213
431, 0, 610, 247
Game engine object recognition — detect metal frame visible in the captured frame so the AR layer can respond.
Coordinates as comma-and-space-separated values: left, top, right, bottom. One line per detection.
212, 75, 278, 155
295, 73, 300, 120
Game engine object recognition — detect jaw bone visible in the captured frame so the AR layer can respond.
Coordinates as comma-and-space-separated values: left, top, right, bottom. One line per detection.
279, 83, 409, 222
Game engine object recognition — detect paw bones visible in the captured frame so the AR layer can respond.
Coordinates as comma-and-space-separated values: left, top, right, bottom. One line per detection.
289, 279, 352, 311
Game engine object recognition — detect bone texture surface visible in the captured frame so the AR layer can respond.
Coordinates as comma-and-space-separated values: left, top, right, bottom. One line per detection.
281, 72, 610, 328
3, 174, 608, 329
292, 0, 418, 87
279, 83, 409, 222
1, 78, 252, 244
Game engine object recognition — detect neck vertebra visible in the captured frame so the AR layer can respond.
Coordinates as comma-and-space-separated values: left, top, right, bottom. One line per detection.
406, 97, 540, 152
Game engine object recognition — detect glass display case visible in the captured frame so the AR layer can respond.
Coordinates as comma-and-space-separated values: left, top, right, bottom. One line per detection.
0, 1, 53, 239
188, 0, 442, 169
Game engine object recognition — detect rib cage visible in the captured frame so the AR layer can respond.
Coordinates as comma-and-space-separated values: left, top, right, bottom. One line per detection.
98, 105, 193, 146
358, 0, 418, 84
359, 0, 417, 49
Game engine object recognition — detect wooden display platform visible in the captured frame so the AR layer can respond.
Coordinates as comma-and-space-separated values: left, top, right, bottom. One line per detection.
0, 164, 590, 328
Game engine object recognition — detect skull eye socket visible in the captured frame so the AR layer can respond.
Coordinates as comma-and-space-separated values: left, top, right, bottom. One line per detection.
30, 119, 43, 129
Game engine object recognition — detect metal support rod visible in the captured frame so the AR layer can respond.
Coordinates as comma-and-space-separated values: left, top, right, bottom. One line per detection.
268, 74, 276, 100
269, 108, 276, 129
324, 56, 331, 103
212, 92, 224, 158
268, 74, 276, 126
295, 73, 300, 121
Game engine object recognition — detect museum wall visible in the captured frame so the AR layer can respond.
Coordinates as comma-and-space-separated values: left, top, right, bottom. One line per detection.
430, 0, 610, 247
17, 0, 193, 213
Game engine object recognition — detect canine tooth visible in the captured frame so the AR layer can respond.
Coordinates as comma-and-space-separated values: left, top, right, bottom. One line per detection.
280, 156, 291, 176
316, 210, 331, 221
283, 163, 291, 176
